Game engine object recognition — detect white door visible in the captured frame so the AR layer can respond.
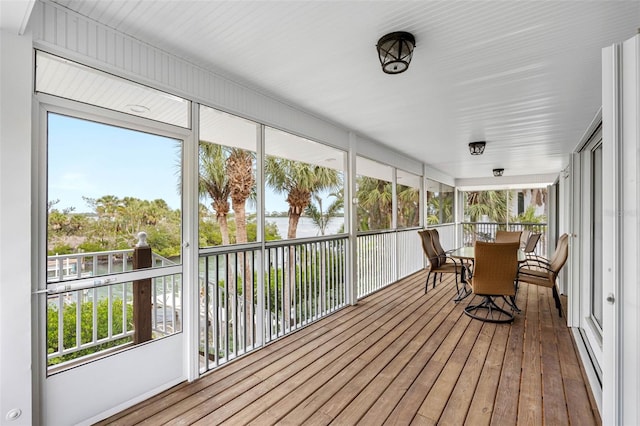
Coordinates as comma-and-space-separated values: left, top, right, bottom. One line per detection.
39, 106, 188, 425
577, 131, 604, 375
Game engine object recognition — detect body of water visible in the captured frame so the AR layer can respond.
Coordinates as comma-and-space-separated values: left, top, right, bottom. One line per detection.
266, 216, 344, 238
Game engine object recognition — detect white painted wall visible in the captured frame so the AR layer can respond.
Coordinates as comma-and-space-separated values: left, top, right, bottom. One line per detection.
0, 28, 34, 425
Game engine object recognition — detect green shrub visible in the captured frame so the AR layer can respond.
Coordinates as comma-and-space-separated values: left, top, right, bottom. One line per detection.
47, 296, 134, 366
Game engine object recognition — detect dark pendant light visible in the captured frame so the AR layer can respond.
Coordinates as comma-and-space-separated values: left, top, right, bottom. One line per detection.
493, 168, 504, 177
468, 141, 486, 155
376, 31, 416, 74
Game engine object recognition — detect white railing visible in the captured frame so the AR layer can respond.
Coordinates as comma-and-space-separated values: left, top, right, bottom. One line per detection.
47, 227, 431, 371
397, 228, 424, 279
461, 222, 548, 257
428, 223, 458, 252
46, 248, 180, 370
356, 227, 423, 298
199, 235, 347, 371
47, 249, 176, 282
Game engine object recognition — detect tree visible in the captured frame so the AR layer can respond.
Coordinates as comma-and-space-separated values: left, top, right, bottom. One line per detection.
265, 157, 340, 329
465, 190, 508, 223
356, 176, 392, 231
397, 185, 419, 228
305, 191, 343, 236
226, 148, 255, 244
265, 157, 340, 239
426, 192, 454, 225
199, 142, 231, 245
226, 148, 256, 343
512, 205, 547, 234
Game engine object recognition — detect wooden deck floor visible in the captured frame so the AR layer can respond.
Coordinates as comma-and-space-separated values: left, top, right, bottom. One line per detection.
97, 271, 600, 425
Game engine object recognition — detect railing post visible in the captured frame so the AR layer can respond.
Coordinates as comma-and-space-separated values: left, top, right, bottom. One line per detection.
133, 231, 152, 344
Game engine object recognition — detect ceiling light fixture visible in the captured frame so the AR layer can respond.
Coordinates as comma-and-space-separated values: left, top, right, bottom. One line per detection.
468, 141, 486, 155
376, 31, 416, 74
493, 168, 504, 177
126, 104, 150, 114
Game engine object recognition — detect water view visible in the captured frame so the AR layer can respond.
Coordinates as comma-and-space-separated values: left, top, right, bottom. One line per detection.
266, 216, 344, 238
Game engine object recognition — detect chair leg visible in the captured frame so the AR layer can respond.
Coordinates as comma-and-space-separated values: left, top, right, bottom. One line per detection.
432, 272, 437, 289
464, 295, 514, 323
503, 295, 521, 313
552, 285, 562, 317
425, 272, 431, 293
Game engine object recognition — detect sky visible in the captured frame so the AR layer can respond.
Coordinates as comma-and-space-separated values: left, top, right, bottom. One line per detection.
48, 113, 182, 212
48, 113, 292, 214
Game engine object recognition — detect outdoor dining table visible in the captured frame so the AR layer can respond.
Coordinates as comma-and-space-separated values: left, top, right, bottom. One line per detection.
449, 246, 525, 302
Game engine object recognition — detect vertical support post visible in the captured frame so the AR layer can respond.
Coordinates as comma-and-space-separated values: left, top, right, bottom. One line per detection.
347, 132, 358, 304
133, 232, 152, 344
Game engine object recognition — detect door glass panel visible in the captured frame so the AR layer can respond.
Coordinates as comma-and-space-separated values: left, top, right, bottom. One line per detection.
46, 112, 183, 370
47, 113, 182, 283
591, 144, 603, 328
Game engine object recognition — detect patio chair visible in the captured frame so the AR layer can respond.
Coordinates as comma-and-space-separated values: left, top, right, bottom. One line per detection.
418, 230, 463, 294
516, 233, 569, 317
430, 228, 458, 257
495, 230, 522, 243
464, 241, 520, 323
523, 232, 542, 259
519, 230, 531, 250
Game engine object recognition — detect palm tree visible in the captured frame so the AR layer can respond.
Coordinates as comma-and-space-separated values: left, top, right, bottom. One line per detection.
305, 191, 344, 236
397, 185, 420, 227
265, 157, 340, 329
226, 147, 256, 344
426, 192, 454, 225
265, 157, 340, 239
465, 190, 508, 223
199, 142, 231, 245
356, 176, 392, 231
226, 148, 255, 244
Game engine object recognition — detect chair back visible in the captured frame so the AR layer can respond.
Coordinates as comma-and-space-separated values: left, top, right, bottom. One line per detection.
495, 230, 522, 243
418, 230, 440, 268
472, 241, 520, 296
519, 230, 531, 250
524, 233, 541, 254
548, 233, 570, 275
430, 228, 446, 256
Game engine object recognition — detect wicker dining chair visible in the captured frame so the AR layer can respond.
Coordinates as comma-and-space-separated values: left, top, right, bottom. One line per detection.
418, 229, 463, 294
464, 241, 520, 323
519, 229, 531, 250
495, 230, 522, 243
523, 232, 542, 258
516, 233, 569, 317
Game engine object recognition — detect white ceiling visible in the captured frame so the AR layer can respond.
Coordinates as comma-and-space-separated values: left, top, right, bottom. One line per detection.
41, 1, 640, 180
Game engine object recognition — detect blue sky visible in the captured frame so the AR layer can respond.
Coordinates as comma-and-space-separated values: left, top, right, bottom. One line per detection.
48, 113, 291, 213
48, 113, 182, 212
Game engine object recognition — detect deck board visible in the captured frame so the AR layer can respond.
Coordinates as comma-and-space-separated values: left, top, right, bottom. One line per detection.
95, 271, 600, 426
518, 283, 543, 425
